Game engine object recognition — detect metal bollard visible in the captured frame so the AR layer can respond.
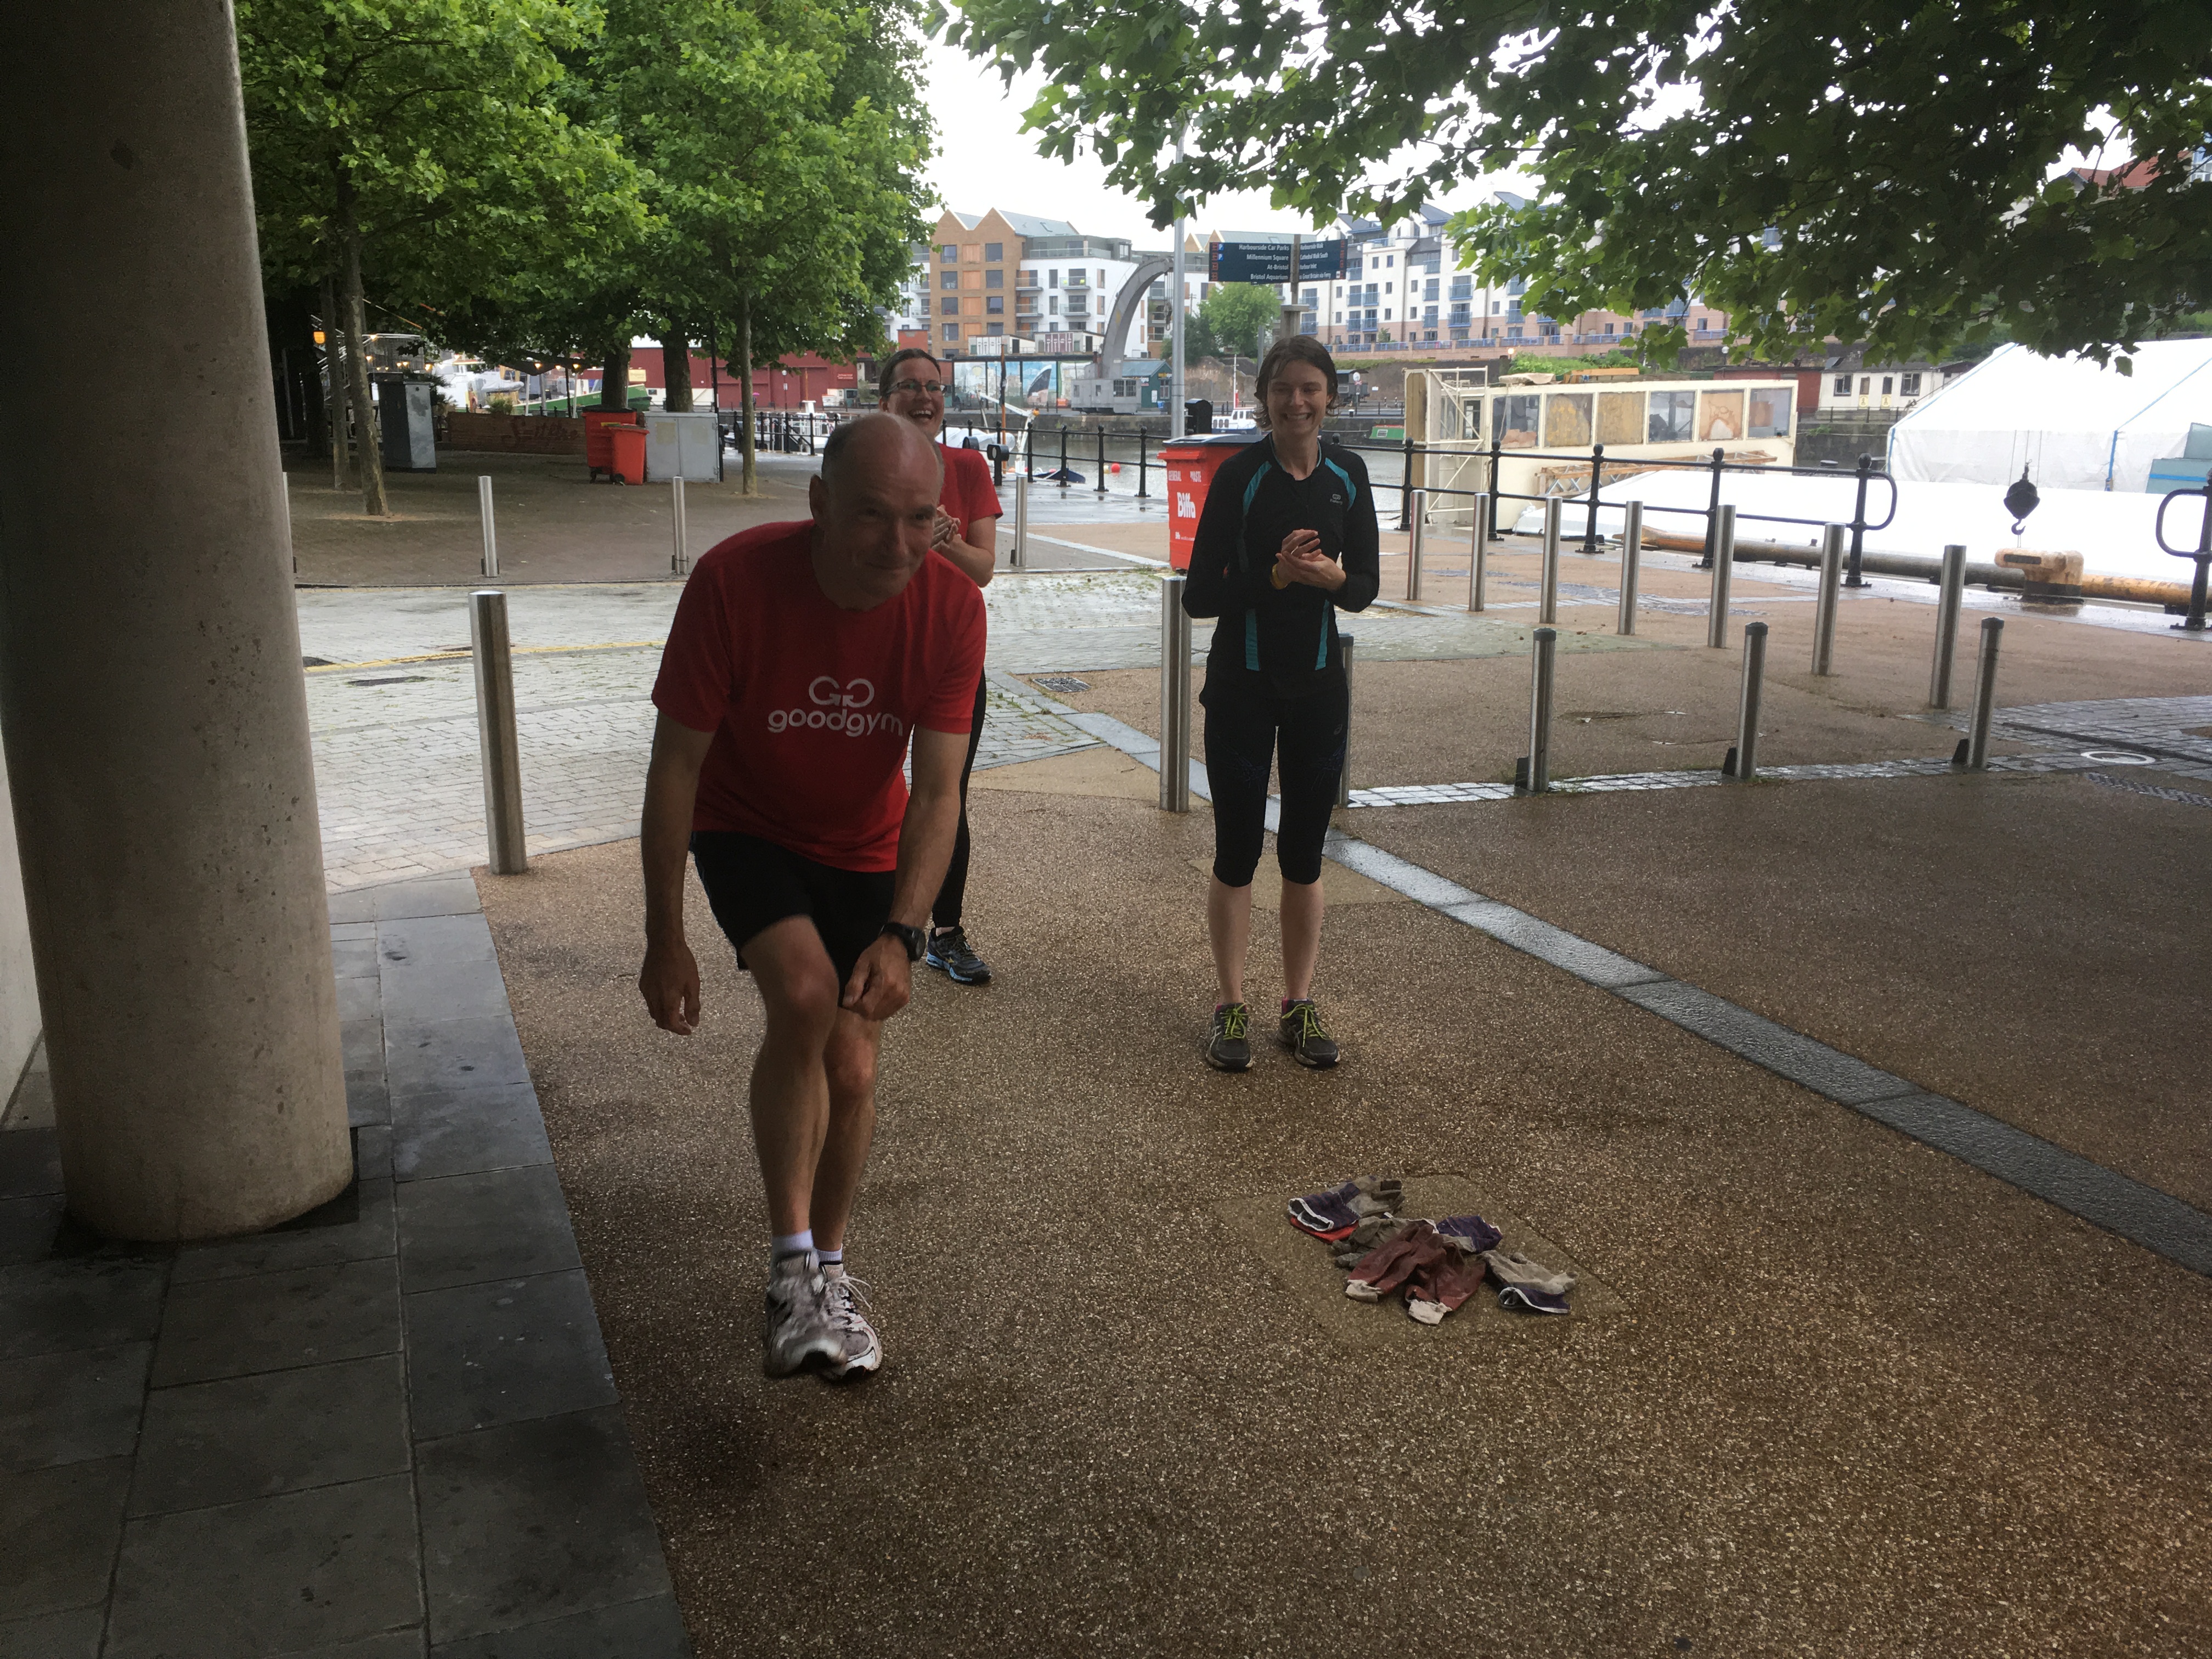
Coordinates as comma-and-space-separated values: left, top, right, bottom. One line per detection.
1706, 503, 1736, 647
1617, 499, 1642, 636
477, 476, 498, 578
1159, 574, 1192, 812
1929, 543, 1966, 707
670, 476, 688, 575
1812, 522, 1846, 675
1012, 473, 1028, 570
1335, 633, 1356, 808
1728, 620, 1768, 778
469, 590, 527, 874
1096, 428, 1108, 496
1468, 493, 1490, 612
1058, 427, 1069, 490
1406, 488, 1427, 602
1956, 615, 2004, 770
1521, 627, 1557, 793
1539, 497, 1562, 624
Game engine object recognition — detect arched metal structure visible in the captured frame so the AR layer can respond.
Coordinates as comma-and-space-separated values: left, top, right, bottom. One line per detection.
1094, 254, 1175, 371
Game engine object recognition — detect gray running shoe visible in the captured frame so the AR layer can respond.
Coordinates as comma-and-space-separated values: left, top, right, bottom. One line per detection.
762, 1251, 842, 1378
820, 1263, 883, 1379
924, 926, 992, 985
1205, 1002, 1253, 1071
1279, 1000, 1340, 1068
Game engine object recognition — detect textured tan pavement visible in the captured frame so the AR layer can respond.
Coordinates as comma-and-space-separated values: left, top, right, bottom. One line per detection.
478, 753, 2212, 1657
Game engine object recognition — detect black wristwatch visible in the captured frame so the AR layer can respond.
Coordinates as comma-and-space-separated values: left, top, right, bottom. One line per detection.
879, 922, 926, 963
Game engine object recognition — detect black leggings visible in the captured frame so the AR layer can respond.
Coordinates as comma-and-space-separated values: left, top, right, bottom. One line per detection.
931, 672, 989, 929
1203, 679, 1348, 889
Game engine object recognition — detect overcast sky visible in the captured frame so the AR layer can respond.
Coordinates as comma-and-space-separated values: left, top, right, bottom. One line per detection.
917, 36, 1523, 245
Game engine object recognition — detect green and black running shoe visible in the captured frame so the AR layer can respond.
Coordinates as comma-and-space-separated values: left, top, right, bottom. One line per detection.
1205, 1002, 1253, 1071
1279, 1000, 1340, 1069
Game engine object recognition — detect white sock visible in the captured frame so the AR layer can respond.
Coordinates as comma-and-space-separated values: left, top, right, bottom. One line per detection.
817, 1246, 844, 1267
771, 1228, 814, 1264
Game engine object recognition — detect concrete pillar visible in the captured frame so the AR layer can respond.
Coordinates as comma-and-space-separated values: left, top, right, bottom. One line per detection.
0, 3, 352, 1238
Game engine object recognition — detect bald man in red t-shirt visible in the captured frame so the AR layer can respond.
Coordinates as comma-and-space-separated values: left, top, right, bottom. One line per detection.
639, 413, 984, 1383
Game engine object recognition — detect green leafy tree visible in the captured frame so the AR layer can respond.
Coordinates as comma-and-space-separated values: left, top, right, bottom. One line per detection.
1191, 283, 1280, 364
241, 0, 642, 514
937, 0, 2212, 368
595, 0, 931, 489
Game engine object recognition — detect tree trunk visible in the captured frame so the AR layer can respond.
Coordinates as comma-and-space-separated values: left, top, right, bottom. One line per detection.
320, 273, 349, 490
738, 296, 757, 496
600, 340, 630, 409
335, 190, 388, 516
663, 327, 692, 413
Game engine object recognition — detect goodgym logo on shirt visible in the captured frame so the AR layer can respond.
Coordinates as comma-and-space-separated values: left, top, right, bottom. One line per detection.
767, 675, 905, 737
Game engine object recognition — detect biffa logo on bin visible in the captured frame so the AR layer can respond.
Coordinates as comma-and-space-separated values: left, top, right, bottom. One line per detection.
767, 676, 902, 737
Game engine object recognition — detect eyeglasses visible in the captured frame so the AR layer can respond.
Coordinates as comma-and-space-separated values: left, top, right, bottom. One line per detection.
889, 379, 945, 396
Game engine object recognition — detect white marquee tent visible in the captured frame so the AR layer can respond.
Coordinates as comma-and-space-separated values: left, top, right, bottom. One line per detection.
1887, 338, 2212, 494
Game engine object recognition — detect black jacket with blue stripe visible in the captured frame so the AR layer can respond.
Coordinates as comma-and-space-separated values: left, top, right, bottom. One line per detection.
1182, 433, 1381, 699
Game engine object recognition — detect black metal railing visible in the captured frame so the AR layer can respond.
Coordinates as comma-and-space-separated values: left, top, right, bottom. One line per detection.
2155, 471, 2212, 631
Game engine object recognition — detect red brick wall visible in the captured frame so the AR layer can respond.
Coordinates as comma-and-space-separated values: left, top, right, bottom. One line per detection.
440, 413, 586, 454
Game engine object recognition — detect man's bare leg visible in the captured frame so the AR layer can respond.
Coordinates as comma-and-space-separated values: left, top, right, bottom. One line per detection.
809, 1011, 882, 1254
741, 916, 843, 1237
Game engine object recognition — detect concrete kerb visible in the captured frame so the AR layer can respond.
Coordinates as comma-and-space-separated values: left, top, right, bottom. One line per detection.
1005, 676, 2212, 1278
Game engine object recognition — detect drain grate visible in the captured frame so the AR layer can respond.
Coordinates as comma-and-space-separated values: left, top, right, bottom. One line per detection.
2083, 771, 2212, 809
1032, 675, 1091, 693
347, 675, 432, 687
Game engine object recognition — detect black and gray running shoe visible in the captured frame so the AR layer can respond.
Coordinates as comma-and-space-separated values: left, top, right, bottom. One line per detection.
1279, 1000, 1340, 1069
1205, 1002, 1253, 1071
924, 926, 992, 985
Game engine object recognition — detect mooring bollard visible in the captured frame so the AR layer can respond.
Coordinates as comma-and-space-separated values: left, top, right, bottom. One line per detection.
1335, 633, 1356, 808
1468, 494, 1490, 613
1539, 497, 1562, 624
469, 590, 527, 874
1012, 472, 1028, 571
1406, 488, 1427, 602
1813, 522, 1846, 675
1617, 499, 1643, 636
1929, 542, 1966, 707
477, 476, 498, 578
670, 476, 688, 575
1727, 620, 1769, 779
1159, 574, 1192, 812
1520, 626, 1558, 793
1706, 503, 1736, 647
1955, 615, 2004, 770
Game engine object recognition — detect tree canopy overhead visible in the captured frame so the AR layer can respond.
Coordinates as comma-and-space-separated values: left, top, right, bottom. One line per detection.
934, 0, 2212, 366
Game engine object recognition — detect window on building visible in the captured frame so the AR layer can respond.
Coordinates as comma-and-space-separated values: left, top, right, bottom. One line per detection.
984, 242, 1002, 262
1097, 269, 1105, 289
1384, 283, 1392, 295
1049, 269, 1059, 289
1424, 279, 1439, 301
986, 268, 1003, 289
1604, 323, 1615, 336
1301, 287, 1317, 309
940, 270, 957, 290
918, 298, 930, 316
1492, 301, 1501, 314
1384, 309, 1392, 321
943, 323, 960, 341
1385, 255, 1394, 267
1859, 376, 1871, 395
939, 244, 958, 261
987, 322, 1004, 336
1901, 372, 1923, 396
1833, 374, 1852, 396
1424, 306, 1437, 322
986, 296, 1004, 314
1881, 375, 1894, 394
1048, 297, 1059, 315
1647, 390, 1696, 442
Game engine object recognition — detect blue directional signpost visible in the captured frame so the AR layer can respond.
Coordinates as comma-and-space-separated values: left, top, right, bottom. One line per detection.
1208, 237, 1350, 283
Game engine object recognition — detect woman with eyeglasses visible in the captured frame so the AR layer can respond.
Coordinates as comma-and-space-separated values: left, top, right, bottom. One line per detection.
877, 347, 1001, 986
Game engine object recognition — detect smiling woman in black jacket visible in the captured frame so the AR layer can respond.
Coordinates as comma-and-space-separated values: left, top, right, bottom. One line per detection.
1181, 335, 1379, 1073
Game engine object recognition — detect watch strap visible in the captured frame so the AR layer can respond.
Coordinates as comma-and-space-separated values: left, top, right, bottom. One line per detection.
879, 921, 926, 962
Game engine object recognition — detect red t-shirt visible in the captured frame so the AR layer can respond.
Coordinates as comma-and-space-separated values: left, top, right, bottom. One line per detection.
651, 521, 987, 872
939, 444, 1002, 542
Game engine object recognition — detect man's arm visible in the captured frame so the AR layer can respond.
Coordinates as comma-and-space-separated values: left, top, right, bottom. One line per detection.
840, 724, 969, 1021
638, 712, 716, 1034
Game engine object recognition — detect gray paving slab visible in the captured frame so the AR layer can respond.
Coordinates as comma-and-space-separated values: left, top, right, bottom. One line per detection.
283, 1633, 428, 1659
0, 1197, 65, 1268
342, 1018, 386, 1077
0, 1455, 131, 1620
151, 1257, 402, 1387
103, 1473, 422, 1659
390, 1085, 552, 1184
396, 1168, 580, 1293
428, 1594, 691, 1658
405, 1272, 616, 1440
416, 1407, 674, 1648
332, 938, 381, 979
0, 1260, 167, 1362
379, 913, 498, 969
381, 958, 514, 1024
0, 1607, 103, 1658
356, 1124, 393, 1181
170, 1178, 396, 1284
1617, 979, 1922, 1104
0, 1131, 61, 1201
347, 1073, 393, 1128
0, 1344, 149, 1475
128, 1356, 410, 1518
385, 1017, 531, 1100
336, 974, 382, 1023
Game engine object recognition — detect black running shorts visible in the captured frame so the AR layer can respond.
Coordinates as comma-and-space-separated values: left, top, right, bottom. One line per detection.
690, 831, 896, 990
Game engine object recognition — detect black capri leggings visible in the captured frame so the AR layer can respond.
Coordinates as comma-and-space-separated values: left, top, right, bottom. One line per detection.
930, 671, 989, 929
1203, 679, 1348, 889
